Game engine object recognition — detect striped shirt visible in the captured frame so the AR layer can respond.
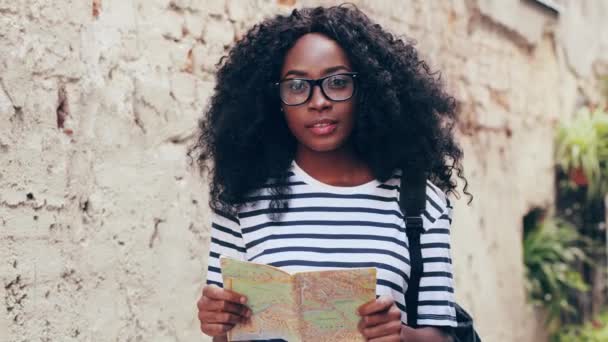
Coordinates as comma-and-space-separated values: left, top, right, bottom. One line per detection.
205, 161, 457, 339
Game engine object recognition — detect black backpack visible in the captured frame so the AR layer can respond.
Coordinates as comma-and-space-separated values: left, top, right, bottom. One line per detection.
399, 171, 481, 342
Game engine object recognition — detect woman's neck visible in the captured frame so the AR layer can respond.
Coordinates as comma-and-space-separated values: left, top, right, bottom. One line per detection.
295, 144, 374, 186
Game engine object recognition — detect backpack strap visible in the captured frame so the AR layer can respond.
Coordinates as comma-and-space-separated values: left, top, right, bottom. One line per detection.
399, 170, 426, 328
401, 173, 478, 340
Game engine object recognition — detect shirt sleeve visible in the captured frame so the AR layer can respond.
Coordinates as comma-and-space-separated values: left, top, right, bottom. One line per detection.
416, 185, 457, 327
205, 208, 246, 288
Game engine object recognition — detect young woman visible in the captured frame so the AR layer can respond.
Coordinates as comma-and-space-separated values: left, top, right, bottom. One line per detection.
194, 5, 470, 342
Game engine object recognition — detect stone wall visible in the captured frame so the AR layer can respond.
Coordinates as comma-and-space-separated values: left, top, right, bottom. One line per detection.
1, 0, 607, 341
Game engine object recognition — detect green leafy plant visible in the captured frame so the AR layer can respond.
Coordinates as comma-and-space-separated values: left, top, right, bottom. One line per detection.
548, 76, 608, 340
524, 218, 594, 331
555, 106, 608, 200
553, 309, 608, 342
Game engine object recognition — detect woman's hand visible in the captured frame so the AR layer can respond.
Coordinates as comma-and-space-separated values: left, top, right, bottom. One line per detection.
197, 284, 251, 337
358, 296, 403, 341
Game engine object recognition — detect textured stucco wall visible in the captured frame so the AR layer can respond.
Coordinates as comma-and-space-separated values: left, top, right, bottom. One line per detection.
1, 1, 607, 341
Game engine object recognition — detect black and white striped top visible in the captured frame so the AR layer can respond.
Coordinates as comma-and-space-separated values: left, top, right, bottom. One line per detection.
206, 160, 457, 333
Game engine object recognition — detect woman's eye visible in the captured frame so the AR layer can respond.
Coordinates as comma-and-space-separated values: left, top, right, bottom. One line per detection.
328, 76, 350, 88
288, 80, 307, 92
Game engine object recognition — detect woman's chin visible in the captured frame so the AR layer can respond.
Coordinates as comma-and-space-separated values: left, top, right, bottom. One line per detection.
300, 140, 349, 153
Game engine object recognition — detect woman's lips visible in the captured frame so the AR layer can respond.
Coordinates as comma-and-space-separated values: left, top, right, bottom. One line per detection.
308, 122, 337, 135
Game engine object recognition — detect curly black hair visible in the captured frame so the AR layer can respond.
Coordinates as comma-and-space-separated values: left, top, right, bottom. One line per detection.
192, 4, 471, 217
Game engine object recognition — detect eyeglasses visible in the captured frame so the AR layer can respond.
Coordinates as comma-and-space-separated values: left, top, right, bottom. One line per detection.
275, 72, 359, 106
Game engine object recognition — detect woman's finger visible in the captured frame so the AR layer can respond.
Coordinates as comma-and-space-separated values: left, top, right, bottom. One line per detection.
368, 334, 402, 342
202, 284, 248, 304
360, 320, 402, 340
361, 304, 401, 327
199, 310, 244, 325
203, 298, 251, 317
200, 322, 234, 336
358, 296, 394, 316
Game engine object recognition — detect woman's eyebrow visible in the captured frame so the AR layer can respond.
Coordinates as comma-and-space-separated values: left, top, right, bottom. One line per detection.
283, 70, 308, 77
323, 65, 351, 74
283, 65, 352, 78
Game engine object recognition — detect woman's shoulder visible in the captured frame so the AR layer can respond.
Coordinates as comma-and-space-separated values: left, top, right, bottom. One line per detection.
426, 180, 449, 208
425, 180, 453, 225
393, 170, 452, 224
392, 169, 450, 208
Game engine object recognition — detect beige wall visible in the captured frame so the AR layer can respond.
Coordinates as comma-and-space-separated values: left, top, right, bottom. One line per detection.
1, 0, 607, 341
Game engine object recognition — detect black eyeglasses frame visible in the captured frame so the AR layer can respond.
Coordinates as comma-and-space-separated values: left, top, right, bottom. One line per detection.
274, 72, 359, 106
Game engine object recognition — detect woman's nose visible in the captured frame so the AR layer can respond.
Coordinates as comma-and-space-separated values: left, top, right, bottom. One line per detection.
308, 85, 331, 110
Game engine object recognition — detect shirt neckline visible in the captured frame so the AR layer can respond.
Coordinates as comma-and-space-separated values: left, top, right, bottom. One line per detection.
290, 160, 381, 194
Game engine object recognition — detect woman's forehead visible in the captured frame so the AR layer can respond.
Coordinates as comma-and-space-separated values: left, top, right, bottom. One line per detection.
281, 33, 352, 77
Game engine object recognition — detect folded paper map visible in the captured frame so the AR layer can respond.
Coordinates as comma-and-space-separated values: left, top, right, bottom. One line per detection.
220, 256, 377, 342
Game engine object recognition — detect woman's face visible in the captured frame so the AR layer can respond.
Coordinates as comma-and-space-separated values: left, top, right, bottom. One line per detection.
279, 33, 357, 153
